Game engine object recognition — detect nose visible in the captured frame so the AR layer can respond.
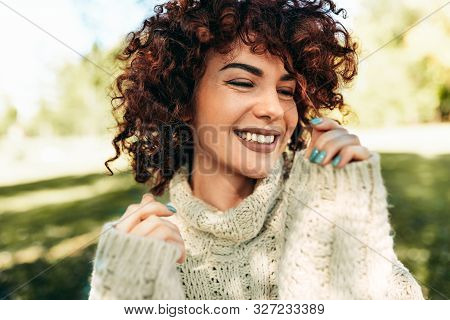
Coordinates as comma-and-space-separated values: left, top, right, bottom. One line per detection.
252, 89, 285, 121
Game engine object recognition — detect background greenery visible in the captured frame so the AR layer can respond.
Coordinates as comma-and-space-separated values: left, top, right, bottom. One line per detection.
1, 0, 449, 134
1, 153, 448, 299
0, 0, 448, 300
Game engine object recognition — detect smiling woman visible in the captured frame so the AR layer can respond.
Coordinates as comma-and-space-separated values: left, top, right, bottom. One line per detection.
88, 0, 424, 300
187, 40, 300, 204
103, 0, 358, 197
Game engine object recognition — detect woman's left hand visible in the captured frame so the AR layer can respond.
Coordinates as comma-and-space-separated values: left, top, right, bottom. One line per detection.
304, 116, 371, 168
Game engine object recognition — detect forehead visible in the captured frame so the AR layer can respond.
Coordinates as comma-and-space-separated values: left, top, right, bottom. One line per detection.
206, 38, 291, 72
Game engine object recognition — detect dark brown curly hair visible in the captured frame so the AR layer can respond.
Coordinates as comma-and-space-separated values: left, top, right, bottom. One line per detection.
104, 0, 358, 196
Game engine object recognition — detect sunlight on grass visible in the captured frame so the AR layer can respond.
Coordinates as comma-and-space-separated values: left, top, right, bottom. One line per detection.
0, 152, 448, 299
1, 173, 135, 214
0, 246, 46, 270
0, 228, 101, 271
45, 227, 102, 262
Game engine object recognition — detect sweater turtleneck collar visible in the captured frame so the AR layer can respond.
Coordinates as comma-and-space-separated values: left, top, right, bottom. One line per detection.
168, 154, 288, 243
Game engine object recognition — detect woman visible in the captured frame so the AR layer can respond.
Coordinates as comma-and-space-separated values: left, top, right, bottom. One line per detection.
88, 0, 424, 299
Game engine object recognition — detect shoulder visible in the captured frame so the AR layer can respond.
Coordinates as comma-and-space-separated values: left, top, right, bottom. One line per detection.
285, 147, 383, 196
282, 148, 387, 225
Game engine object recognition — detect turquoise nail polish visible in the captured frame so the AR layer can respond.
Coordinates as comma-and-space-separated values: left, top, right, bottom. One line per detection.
309, 117, 323, 125
309, 147, 319, 162
166, 203, 177, 213
332, 155, 341, 167
313, 150, 326, 164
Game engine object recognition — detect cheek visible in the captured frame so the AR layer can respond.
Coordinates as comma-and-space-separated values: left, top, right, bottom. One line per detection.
197, 83, 242, 123
283, 105, 299, 137
194, 102, 238, 152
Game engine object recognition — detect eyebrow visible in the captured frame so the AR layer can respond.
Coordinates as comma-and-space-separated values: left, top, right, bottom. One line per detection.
219, 62, 296, 81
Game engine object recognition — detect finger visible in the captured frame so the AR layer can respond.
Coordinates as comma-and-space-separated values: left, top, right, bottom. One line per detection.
317, 133, 360, 166
129, 215, 179, 237
139, 194, 175, 218
149, 227, 186, 263
170, 239, 186, 263
309, 116, 343, 132
116, 201, 174, 233
304, 118, 345, 159
314, 128, 349, 151
304, 129, 326, 160
305, 128, 344, 160
333, 145, 371, 169
148, 224, 183, 242
140, 192, 155, 204
167, 238, 186, 264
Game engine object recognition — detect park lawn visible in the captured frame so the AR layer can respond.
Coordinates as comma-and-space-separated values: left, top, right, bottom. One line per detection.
0, 152, 448, 299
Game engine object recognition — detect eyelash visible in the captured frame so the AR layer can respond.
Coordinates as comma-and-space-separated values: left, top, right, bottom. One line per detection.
226, 81, 294, 97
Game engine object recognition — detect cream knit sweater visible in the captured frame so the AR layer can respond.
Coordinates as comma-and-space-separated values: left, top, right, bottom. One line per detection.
88, 148, 424, 300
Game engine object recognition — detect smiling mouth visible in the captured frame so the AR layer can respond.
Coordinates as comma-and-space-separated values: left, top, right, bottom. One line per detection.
233, 130, 280, 153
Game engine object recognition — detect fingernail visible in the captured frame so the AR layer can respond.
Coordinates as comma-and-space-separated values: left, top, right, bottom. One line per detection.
309, 117, 323, 125
309, 147, 319, 162
332, 155, 341, 167
166, 203, 177, 213
313, 150, 326, 164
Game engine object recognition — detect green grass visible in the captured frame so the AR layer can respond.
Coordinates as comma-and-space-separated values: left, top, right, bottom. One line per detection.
0, 171, 168, 299
380, 153, 450, 300
0, 153, 448, 299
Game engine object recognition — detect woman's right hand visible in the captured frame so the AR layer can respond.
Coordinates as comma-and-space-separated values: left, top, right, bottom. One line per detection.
114, 193, 186, 263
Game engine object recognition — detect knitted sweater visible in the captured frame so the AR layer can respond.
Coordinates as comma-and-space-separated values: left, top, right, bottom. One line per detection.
88, 148, 424, 300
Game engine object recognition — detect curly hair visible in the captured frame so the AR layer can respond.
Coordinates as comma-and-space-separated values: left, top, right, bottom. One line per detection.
104, 0, 358, 196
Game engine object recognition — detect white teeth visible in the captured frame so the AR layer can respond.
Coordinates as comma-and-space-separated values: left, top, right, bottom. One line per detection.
236, 130, 276, 144
257, 135, 265, 143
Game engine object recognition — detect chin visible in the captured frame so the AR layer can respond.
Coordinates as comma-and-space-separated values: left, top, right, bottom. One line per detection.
225, 147, 283, 179
240, 170, 266, 179
236, 162, 274, 179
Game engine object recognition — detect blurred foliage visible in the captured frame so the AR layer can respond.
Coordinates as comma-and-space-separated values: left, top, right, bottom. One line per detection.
380, 153, 450, 299
342, 0, 450, 126
24, 42, 120, 137
0, 104, 18, 136
438, 85, 450, 121
11, 0, 449, 137
0, 0, 448, 301
0, 153, 448, 299
0, 171, 166, 299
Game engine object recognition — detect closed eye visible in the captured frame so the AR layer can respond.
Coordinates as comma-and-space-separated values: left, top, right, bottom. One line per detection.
226, 81, 253, 88
225, 81, 294, 97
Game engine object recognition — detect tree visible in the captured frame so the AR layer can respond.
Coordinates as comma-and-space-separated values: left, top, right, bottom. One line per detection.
27, 42, 121, 136
343, 0, 450, 127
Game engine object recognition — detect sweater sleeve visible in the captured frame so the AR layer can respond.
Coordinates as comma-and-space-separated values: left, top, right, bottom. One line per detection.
281, 149, 424, 299
88, 221, 186, 300
386, 257, 425, 299
339, 151, 424, 300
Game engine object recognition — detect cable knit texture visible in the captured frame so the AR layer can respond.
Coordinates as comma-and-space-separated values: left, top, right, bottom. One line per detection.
88, 148, 424, 300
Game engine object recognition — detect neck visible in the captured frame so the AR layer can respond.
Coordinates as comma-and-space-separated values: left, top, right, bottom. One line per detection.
189, 150, 256, 212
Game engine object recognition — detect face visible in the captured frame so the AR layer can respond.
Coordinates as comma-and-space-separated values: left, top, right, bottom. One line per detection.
190, 39, 299, 179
